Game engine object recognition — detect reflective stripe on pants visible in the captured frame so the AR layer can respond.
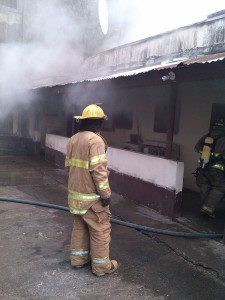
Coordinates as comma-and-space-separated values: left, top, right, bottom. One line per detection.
71, 249, 89, 256
70, 202, 111, 273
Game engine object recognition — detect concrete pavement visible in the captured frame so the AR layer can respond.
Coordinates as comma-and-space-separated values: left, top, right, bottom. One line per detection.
0, 156, 225, 300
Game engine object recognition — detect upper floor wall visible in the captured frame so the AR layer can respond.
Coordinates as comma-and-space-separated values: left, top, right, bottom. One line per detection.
84, 13, 225, 78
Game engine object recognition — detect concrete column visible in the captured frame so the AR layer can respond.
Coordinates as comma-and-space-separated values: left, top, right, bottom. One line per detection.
13, 112, 20, 136
223, 225, 225, 244
165, 83, 177, 159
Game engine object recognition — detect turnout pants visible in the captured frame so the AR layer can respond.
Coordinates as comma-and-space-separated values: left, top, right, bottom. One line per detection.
70, 201, 111, 275
196, 168, 225, 212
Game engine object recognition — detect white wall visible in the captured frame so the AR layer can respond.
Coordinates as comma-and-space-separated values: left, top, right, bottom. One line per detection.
45, 133, 184, 193
107, 147, 183, 193
46, 134, 68, 155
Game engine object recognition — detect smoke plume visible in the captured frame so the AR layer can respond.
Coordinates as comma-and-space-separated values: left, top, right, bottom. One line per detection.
0, 0, 84, 119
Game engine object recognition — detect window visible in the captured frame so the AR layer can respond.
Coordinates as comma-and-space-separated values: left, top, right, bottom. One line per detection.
113, 111, 133, 130
154, 97, 180, 134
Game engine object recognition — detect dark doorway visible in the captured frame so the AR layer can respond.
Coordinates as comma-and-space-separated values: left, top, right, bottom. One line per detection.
179, 103, 225, 237
210, 103, 225, 130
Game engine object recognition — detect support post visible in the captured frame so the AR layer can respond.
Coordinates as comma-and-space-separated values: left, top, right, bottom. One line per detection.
223, 225, 225, 244
165, 82, 177, 159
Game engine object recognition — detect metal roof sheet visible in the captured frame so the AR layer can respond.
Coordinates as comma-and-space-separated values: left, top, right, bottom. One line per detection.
85, 52, 225, 82
33, 52, 225, 89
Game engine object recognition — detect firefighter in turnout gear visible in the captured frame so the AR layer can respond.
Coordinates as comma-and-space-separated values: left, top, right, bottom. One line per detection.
66, 104, 118, 276
195, 118, 225, 218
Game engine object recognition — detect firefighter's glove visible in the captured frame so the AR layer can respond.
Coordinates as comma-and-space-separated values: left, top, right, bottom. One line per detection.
101, 198, 111, 207
193, 167, 201, 177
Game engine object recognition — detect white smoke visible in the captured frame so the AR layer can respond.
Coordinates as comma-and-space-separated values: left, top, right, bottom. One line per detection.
1, 0, 224, 120
102, 0, 225, 50
120, 0, 225, 42
0, 0, 84, 119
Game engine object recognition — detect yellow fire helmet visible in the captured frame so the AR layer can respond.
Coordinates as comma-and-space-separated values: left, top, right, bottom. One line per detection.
74, 104, 107, 120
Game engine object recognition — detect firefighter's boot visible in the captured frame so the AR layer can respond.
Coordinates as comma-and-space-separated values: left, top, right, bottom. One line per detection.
200, 205, 216, 218
93, 260, 119, 277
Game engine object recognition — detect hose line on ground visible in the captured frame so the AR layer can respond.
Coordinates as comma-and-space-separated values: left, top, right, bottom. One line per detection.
0, 197, 223, 239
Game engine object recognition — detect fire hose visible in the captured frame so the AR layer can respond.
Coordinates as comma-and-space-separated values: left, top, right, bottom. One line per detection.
0, 197, 223, 239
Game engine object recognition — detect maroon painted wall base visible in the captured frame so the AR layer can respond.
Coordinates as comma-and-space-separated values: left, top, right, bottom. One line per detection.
45, 147, 182, 219
109, 170, 182, 219
45, 147, 65, 168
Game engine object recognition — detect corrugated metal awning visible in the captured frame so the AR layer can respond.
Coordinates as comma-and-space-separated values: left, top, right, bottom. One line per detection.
86, 52, 225, 82
32, 52, 225, 89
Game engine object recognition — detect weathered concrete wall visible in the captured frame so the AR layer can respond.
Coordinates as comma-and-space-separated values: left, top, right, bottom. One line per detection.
84, 15, 225, 78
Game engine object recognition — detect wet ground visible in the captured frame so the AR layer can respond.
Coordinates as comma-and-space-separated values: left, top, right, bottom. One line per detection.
180, 188, 225, 233
0, 156, 225, 300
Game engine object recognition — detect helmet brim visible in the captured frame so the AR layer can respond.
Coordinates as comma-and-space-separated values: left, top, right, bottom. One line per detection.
73, 115, 108, 120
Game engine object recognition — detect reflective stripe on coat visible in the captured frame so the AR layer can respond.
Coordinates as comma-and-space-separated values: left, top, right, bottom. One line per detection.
66, 131, 111, 215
